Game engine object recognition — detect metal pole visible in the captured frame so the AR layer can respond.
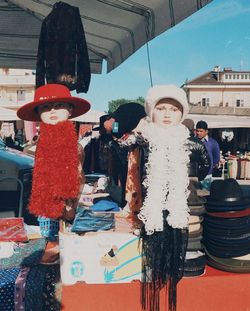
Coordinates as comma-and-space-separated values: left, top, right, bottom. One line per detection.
146, 42, 153, 87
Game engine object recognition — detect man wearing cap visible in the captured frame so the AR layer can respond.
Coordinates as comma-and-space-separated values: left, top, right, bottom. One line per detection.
196, 120, 220, 190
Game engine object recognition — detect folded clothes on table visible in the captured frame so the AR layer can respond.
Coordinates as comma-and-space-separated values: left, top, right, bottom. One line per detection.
71, 207, 115, 233
91, 200, 120, 212
0, 238, 47, 270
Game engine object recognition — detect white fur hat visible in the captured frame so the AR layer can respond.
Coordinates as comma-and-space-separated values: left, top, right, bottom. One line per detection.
144, 84, 189, 121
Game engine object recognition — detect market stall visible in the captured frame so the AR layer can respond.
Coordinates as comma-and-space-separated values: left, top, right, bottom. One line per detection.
1, 228, 250, 311
1, 1, 250, 311
188, 112, 250, 182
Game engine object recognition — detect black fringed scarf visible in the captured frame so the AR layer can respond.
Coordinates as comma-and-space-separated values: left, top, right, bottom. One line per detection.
140, 210, 188, 311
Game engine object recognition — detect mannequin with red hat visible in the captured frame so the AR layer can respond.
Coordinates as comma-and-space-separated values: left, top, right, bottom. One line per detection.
17, 84, 90, 220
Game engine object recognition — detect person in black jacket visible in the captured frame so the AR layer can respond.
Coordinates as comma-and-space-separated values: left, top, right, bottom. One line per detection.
36, 1, 90, 93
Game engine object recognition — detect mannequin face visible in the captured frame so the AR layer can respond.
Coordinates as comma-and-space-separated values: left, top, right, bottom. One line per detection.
152, 98, 183, 128
38, 102, 73, 125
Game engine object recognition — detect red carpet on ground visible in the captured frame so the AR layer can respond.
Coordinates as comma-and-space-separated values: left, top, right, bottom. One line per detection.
61, 265, 250, 311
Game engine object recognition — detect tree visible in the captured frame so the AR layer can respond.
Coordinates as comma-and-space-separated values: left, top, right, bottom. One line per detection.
108, 97, 145, 113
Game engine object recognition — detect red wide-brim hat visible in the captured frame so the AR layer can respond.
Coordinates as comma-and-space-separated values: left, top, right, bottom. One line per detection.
17, 84, 91, 122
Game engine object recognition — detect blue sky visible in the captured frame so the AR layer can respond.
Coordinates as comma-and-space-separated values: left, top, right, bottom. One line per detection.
75, 0, 250, 112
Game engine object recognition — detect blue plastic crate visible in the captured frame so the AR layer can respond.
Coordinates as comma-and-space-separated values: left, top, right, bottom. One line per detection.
38, 216, 59, 240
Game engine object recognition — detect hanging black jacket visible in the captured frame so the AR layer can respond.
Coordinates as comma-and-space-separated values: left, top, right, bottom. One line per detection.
36, 1, 90, 93
188, 135, 211, 180
137, 133, 211, 183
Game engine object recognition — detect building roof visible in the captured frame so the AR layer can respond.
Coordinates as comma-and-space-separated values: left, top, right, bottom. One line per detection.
185, 70, 250, 86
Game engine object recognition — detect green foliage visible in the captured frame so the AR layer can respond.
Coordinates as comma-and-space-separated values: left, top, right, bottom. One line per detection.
108, 99, 127, 114
136, 96, 145, 105
108, 97, 145, 114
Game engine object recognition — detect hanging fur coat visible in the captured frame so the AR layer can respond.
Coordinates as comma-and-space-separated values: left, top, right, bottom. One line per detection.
36, 1, 91, 93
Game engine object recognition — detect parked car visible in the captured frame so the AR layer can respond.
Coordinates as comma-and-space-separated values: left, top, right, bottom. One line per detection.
0, 139, 37, 224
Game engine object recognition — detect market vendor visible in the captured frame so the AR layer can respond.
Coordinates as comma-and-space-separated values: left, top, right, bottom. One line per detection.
17, 83, 90, 221
195, 120, 220, 190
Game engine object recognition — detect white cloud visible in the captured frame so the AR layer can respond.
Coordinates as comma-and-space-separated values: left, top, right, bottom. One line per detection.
225, 40, 233, 48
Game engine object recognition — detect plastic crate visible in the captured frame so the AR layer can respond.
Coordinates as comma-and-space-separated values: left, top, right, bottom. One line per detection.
38, 216, 59, 240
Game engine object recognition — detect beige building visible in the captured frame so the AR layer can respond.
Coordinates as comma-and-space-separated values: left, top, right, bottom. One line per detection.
183, 66, 250, 154
0, 68, 35, 145
184, 66, 250, 109
0, 68, 35, 110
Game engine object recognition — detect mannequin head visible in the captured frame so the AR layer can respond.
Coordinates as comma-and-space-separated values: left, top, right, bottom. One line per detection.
17, 84, 90, 122
145, 85, 189, 127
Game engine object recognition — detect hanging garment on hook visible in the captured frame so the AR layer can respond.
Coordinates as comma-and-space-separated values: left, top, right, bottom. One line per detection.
36, 1, 91, 93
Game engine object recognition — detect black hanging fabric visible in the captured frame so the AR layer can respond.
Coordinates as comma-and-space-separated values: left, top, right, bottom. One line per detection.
141, 210, 188, 311
36, 1, 91, 93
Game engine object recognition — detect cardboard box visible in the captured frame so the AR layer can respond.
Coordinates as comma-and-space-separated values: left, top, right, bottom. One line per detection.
59, 230, 142, 285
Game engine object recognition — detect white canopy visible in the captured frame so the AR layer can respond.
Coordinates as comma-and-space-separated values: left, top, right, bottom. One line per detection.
188, 114, 250, 129
0, 107, 20, 121
72, 110, 104, 123
0, 0, 213, 73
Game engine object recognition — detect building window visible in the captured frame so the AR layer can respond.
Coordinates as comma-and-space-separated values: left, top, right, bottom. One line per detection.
233, 75, 236, 79
229, 74, 232, 79
236, 75, 239, 79
225, 74, 228, 79
236, 99, 244, 107
17, 90, 25, 101
201, 98, 210, 107
241, 75, 244, 79
245, 75, 248, 79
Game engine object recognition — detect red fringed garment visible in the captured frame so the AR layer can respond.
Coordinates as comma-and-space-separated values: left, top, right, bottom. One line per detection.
29, 121, 80, 219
